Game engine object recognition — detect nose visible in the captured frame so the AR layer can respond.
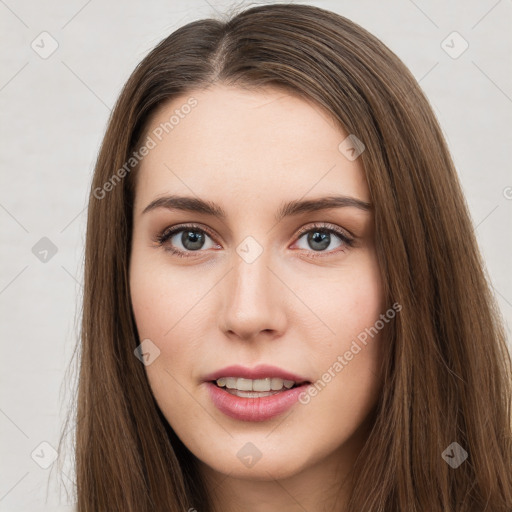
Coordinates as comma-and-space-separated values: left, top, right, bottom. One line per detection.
218, 247, 288, 342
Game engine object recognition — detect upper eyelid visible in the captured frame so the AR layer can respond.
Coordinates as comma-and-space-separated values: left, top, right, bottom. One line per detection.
295, 222, 352, 239
160, 223, 216, 241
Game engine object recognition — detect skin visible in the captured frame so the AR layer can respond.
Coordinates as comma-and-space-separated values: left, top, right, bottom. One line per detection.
129, 83, 385, 512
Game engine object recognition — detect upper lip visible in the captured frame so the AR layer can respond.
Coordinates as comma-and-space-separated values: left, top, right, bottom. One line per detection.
203, 364, 310, 383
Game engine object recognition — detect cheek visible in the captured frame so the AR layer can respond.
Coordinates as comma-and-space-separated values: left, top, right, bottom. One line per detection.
129, 245, 210, 342
129, 249, 217, 394
300, 249, 384, 358
294, 251, 385, 421
129, 261, 207, 425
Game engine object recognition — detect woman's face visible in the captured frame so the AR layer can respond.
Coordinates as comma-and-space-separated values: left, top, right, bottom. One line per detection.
129, 84, 385, 482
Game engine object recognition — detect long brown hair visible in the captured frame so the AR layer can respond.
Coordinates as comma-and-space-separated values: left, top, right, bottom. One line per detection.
61, 3, 512, 511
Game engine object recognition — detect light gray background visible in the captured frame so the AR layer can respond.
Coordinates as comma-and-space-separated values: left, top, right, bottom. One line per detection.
1, 0, 511, 510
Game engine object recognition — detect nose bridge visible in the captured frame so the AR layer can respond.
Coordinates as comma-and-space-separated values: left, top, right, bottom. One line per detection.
219, 237, 286, 339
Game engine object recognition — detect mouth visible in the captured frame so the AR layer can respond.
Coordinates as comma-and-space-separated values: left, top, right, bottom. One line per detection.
211, 377, 309, 398
203, 364, 312, 421
205, 372, 312, 422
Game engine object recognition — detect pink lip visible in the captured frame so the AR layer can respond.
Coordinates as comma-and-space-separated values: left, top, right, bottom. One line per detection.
205, 382, 311, 422
203, 364, 311, 422
202, 364, 309, 383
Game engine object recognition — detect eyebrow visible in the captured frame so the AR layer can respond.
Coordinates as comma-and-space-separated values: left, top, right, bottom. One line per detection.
141, 194, 372, 221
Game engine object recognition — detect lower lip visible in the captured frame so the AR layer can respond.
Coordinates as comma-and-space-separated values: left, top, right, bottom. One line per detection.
205, 382, 310, 422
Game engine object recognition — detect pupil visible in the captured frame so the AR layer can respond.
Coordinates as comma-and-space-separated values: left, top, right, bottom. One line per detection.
308, 231, 330, 251
182, 230, 204, 250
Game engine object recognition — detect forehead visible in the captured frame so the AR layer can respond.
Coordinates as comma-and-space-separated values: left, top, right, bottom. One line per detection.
134, 84, 369, 213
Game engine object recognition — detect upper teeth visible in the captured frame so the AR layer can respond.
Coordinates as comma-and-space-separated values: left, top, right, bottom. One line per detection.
216, 377, 296, 391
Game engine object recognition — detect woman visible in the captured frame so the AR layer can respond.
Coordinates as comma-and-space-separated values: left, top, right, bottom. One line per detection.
64, 3, 512, 511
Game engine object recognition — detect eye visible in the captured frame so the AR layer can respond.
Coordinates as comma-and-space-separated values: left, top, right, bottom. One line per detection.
292, 223, 354, 257
154, 223, 219, 258
154, 222, 354, 258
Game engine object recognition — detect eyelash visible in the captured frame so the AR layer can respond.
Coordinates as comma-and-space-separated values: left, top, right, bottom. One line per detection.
154, 222, 354, 259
